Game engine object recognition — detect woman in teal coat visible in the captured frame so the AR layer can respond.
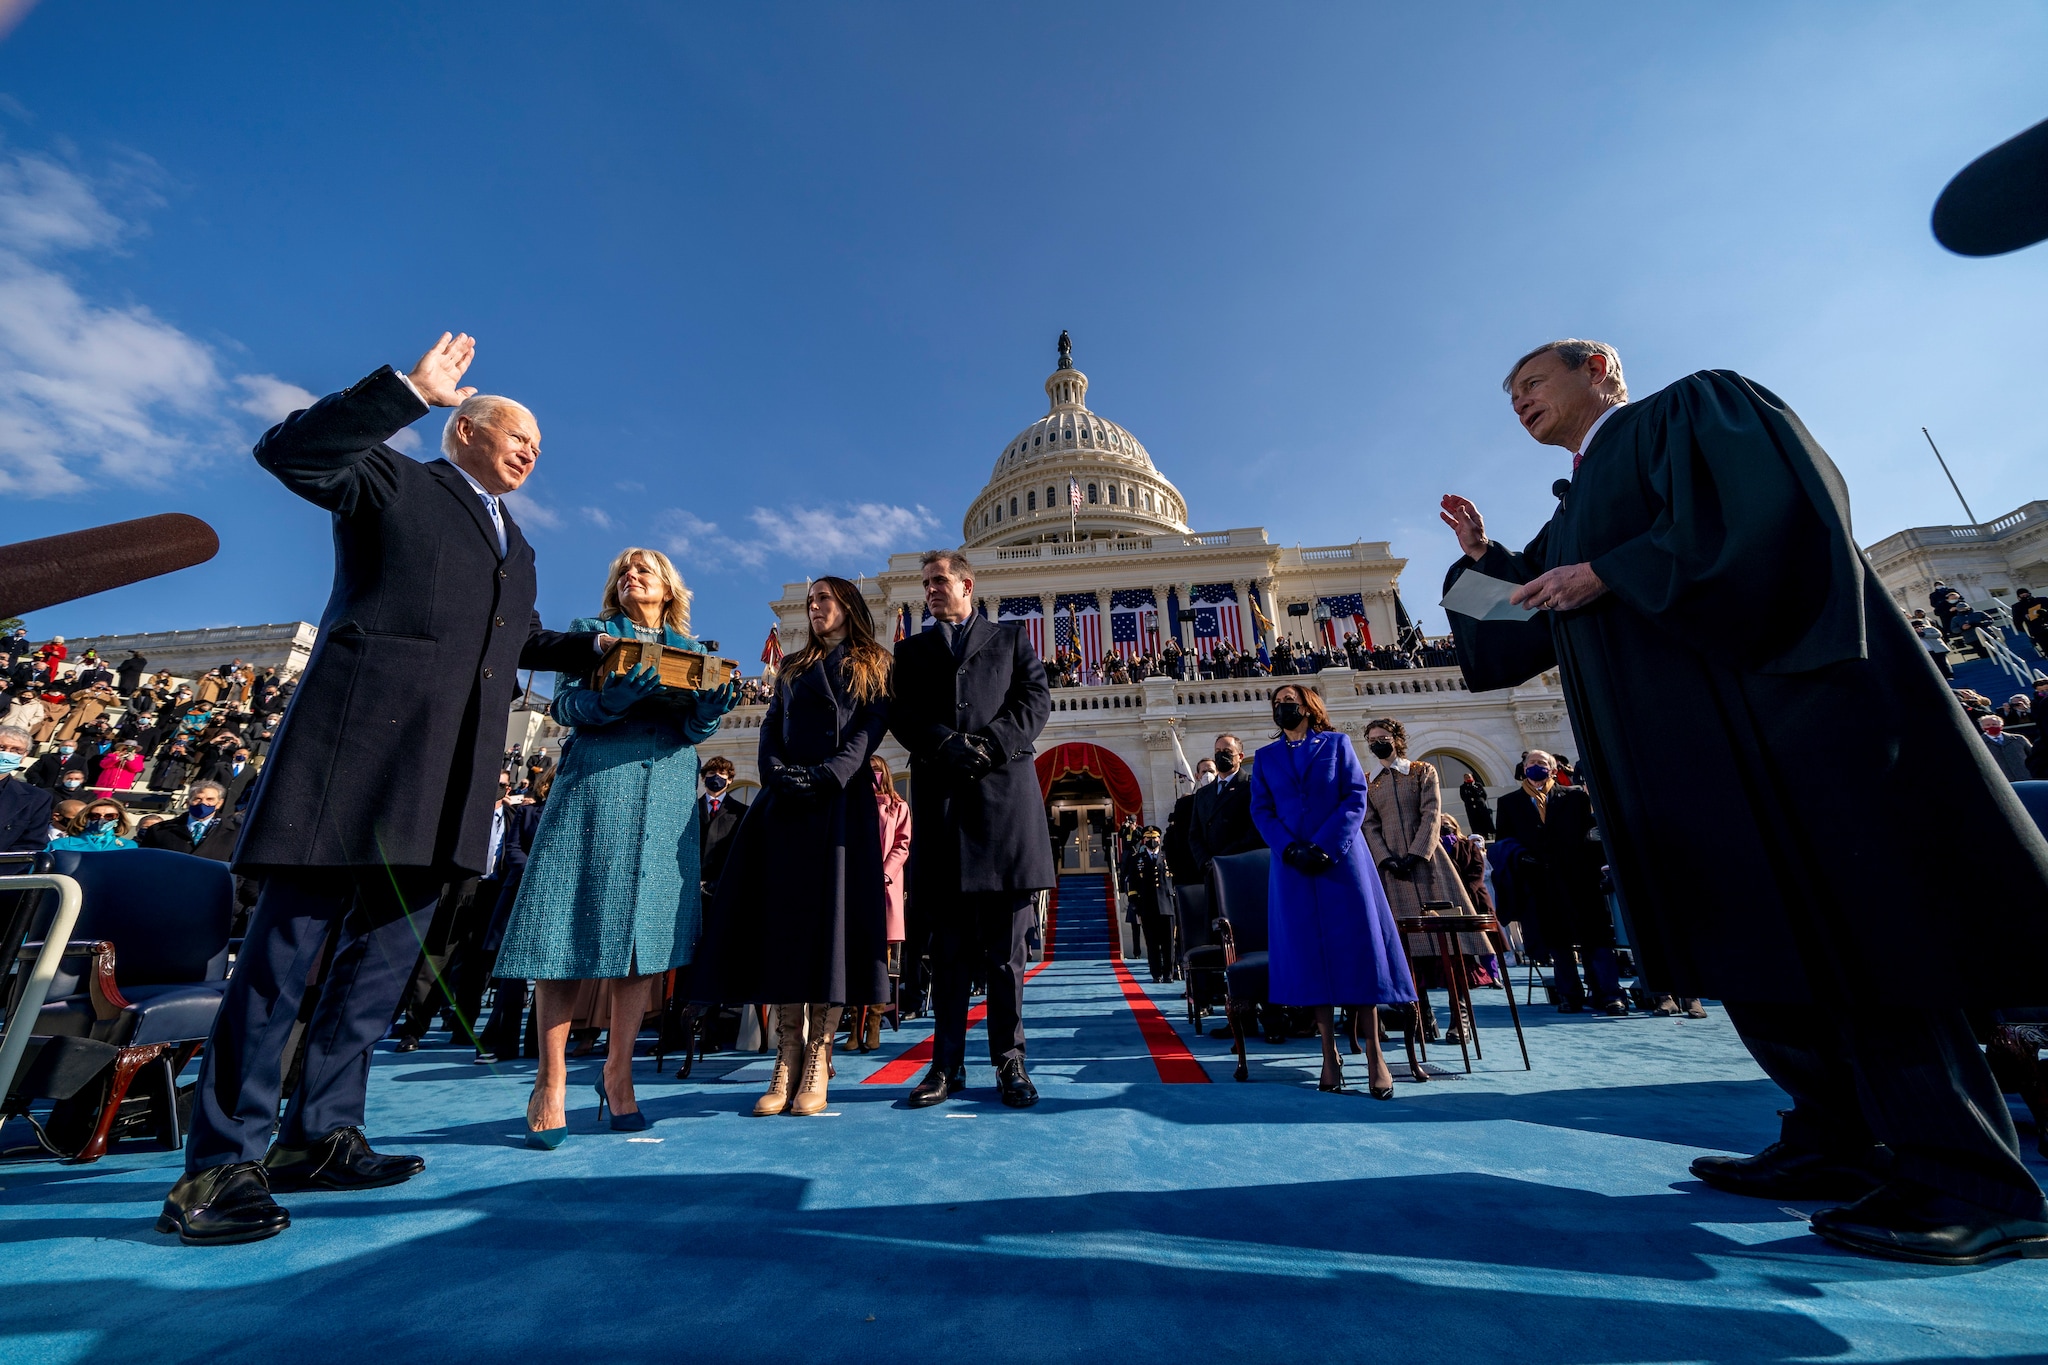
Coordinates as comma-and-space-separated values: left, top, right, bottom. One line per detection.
495, 547, 740, 1143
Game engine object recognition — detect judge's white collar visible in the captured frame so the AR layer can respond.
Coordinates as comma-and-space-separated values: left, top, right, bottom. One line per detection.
1372, 755, 1412, 777
1577, 401, 1626, 460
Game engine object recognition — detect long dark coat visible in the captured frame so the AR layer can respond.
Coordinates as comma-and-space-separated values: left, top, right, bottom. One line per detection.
1447, 369, 2048, 1005
699, 644, 890, 1006
1491, 785, 1613, 956
232, 368, 597, 876
889, 616, 1056, 903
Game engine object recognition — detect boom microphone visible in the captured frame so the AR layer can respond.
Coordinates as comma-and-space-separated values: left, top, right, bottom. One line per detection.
0, 513, 221, 618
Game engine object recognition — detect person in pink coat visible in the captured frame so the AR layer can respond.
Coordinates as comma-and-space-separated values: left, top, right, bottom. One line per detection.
847, 754, 912, 1052
95, 741, 146, 791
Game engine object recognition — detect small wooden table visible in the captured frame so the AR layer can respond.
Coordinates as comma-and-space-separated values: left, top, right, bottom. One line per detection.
1394, 913, 1531, 1076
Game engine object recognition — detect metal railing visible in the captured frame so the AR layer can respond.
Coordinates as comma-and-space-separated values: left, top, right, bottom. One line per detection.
0, 873, 84, 1108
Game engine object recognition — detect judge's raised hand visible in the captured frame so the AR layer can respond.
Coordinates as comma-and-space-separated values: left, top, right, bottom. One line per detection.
1440, 495, 1488, 560
407, 332, 479, 407
1509, 562, 1609, 613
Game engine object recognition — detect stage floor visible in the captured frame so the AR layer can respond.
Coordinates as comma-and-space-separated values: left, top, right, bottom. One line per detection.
5, 876, 2046, 1362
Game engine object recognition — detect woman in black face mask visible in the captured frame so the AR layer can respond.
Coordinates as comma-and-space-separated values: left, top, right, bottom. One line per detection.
1359, 717, 1482, 1043
1247, 684, 1415, 1097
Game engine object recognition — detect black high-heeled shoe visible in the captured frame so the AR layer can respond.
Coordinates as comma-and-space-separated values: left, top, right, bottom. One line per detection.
1317, 1058, 1347, 1093
1369, 1070, 1396, 1101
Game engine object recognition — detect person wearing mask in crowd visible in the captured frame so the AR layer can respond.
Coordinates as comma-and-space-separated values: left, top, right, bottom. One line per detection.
150, 736, 195, 793
845, 753, 913, 1053
94, 740, 146, 793
138, 781, 239, 861
37, 635, 66, 681
1491, 749, 1626, 1014
1948, 600, 2002, 661
24, 738, 79, 791
3, 686, 44, 737
1457, 771, 1496, 837
1162, 758, 1215, 886
214, 745, 259, 813
2015, 587, 2048, 660
59, 679, 119, 745
50, 796, 137, 851
1997, 693, 2038, 743
474, 772, 549, 1065
116, 650, 148, 697
75, 655, 113, 691
495, 547, 739, 1143
697, 576, 889, 1115
1121, 824, 1175, 983
1248, 683, 1414, 1097
697, 755, 748, 895
888, 548, 1055, 1110
1914, 614, 1954, 679
1360, 717, 1481, 1041
0, 725, 53, 852
1189, 733, 1265, 880
1978, 713, 2034, 784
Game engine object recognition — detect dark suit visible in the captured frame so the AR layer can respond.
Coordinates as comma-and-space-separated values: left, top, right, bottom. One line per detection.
137, 809, 241, 862
1493, 784, 1623, 1007
889, 615, 1054, 1072
186, 367, 600, 1171
1120, 844, 1175, 981
0, 776, 52, 853
698, 791, 748, 892
1187, 770, 1264, 875
477, 799, 544, 1058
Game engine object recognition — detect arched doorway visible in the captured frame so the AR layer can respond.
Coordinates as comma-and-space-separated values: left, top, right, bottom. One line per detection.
1036, 743, 1144, 876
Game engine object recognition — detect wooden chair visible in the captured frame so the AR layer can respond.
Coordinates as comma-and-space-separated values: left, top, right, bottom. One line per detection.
1395, 910, 1530, 1074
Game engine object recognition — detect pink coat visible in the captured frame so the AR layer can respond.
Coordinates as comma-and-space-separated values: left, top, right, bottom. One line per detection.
878, 796, 911, 941
96, 751, 145, 791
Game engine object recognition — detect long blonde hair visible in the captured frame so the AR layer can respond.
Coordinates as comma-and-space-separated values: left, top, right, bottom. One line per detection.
599, 547, 693, 634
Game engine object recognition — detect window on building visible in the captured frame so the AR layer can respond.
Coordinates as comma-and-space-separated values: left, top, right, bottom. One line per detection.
1143, 491, 1153, 511
1087, 483, 1098, 503
1107, 485, 1119, 505
1047, 485, 1056, 507
1009, 496, 1018, 517
1034, 436, 1041, 446
1028, 490, 1037, 511
995, 503, 1003, 523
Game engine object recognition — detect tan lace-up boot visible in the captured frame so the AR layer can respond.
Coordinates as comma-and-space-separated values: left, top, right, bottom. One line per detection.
788, 1004, 843, 1116
752, 1005, 805, 1116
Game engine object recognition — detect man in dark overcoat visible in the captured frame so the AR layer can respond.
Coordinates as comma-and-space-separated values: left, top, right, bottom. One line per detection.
890, 549, 1054, 1108
1121, 825, 1175, 983
1187, 732, 1264, 878
158, 333, 603, 1246
1442, 338, 2048, 1264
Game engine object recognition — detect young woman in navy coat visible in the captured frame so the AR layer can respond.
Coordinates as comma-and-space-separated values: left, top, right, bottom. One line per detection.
1248, 682, 1415, 1098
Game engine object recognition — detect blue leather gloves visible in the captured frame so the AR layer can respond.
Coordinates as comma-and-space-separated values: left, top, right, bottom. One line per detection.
596, 662, 662, 716
701, 679, 743, 716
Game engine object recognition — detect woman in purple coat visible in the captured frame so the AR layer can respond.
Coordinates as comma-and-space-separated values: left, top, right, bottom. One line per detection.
1248, 683, 1416, 1098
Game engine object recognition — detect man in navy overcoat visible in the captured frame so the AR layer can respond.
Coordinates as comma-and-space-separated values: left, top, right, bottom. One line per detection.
158, 334, 603, 1245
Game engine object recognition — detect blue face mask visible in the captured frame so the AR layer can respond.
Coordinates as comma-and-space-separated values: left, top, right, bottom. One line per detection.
86, 817, 115, 835
1524, 765, 1552, 783
187, 802, 218, 821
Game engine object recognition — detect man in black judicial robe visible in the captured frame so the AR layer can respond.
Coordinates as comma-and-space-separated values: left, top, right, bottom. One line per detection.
1441, 339, 2048, 1264
158, 334, 604, 1246
889, 549, 1055, 1109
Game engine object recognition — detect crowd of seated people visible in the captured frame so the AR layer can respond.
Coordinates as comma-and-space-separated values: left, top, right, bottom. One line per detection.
1040, 631, 1458, 688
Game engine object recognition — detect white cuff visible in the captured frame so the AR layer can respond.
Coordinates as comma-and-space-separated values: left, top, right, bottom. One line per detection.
394, 370, 431, 412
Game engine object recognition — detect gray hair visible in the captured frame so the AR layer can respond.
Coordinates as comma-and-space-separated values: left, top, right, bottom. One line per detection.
0, 725, 30, 749
1524, 748, 1557, 768
441, 394, 536, 457
1502, 339, 1628, 400
187, 780, 226, 801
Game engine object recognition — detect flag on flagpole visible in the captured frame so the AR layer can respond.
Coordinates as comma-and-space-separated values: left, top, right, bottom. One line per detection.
1107, 588, 1157, 659
760, 623, 783, 670
1052, 592, 1101, 661
1170, 725, 1196, 791
1188, 583, 1244, 657
998, 596, 1046, 657
1317, 593, 1372, 649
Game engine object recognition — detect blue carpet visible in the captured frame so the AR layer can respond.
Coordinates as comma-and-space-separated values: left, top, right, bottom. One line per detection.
4, 874, 2046, 1362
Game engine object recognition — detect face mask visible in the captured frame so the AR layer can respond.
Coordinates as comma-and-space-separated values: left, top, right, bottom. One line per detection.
1524, 765, 1551, 783
86, 817, 115, 835
1368, 739, 1395, 759
704, 773, 729, 793
1197, 771, 1216, 788
62, 778, 83, 791
59, 747, 74, 758
1144, 839, 1160, 850
1272, 702, 1305, 731
1212, 751, 1237, 773
187, 802, 218, 821
0, 752, 19, 775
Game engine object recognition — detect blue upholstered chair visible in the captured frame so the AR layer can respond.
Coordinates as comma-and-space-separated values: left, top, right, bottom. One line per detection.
4, 848, 232, 1161
1209, 848, 1271, 1083
1173, 881, 1230, 1033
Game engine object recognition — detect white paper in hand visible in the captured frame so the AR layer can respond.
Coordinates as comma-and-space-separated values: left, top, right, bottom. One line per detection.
1441, 570, 1538, 622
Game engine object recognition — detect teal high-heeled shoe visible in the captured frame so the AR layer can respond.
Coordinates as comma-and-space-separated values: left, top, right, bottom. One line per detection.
526, 1088, 568, 1149
594, 1080, 648, 1132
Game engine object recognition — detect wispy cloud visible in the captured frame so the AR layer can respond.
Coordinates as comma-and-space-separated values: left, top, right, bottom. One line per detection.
0, 150, 311, 495
504, 489, 562, 529
662, 501, 936, 571
579, 506, 613, 529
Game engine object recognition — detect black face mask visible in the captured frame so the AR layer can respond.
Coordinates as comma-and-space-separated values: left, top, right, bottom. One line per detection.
704, 774, 730, 793
1273, 702, 1306, 731
1213, 751, 1237, 773
1368, 739, 1395, 759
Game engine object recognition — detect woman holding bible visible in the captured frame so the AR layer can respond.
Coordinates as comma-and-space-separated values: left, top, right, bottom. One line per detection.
494, 547, 741, 1145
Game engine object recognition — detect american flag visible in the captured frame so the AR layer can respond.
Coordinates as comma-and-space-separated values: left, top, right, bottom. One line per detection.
1188, 583, 1244, 657
1108, 588, 1157, 659
760, 623, 783, 668
1052, 593, 1101, 661
1068, 478, 1082, 510
998, 596, 1045, 657
1317, 593, 1372, 649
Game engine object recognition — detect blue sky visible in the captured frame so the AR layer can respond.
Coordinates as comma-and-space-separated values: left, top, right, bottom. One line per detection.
2, 3, 2044, 649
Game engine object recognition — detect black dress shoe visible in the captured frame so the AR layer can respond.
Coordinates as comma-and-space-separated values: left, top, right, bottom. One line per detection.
997, 1058, 1039, 1109
264, 1125, 426, 1192
1810, 1179, 2048, 1265
1690, 1140, 1886, 1201
907, 1064, 963, 1108
156, 1162, 290, 1246
392, 1036, 420, 1053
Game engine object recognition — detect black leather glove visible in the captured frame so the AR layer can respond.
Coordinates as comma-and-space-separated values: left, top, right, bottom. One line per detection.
1378, 855, 1403, 876
1284, 841, 1333, 875
772, 764, 817, 798
1393, 853, 1424, 879
938, 731, 995, 780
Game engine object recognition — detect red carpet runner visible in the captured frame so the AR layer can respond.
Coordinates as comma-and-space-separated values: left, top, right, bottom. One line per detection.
1099, 874, 1209, 1083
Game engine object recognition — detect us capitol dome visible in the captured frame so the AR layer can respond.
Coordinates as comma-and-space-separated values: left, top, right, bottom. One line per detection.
962, 331, 1192, 548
